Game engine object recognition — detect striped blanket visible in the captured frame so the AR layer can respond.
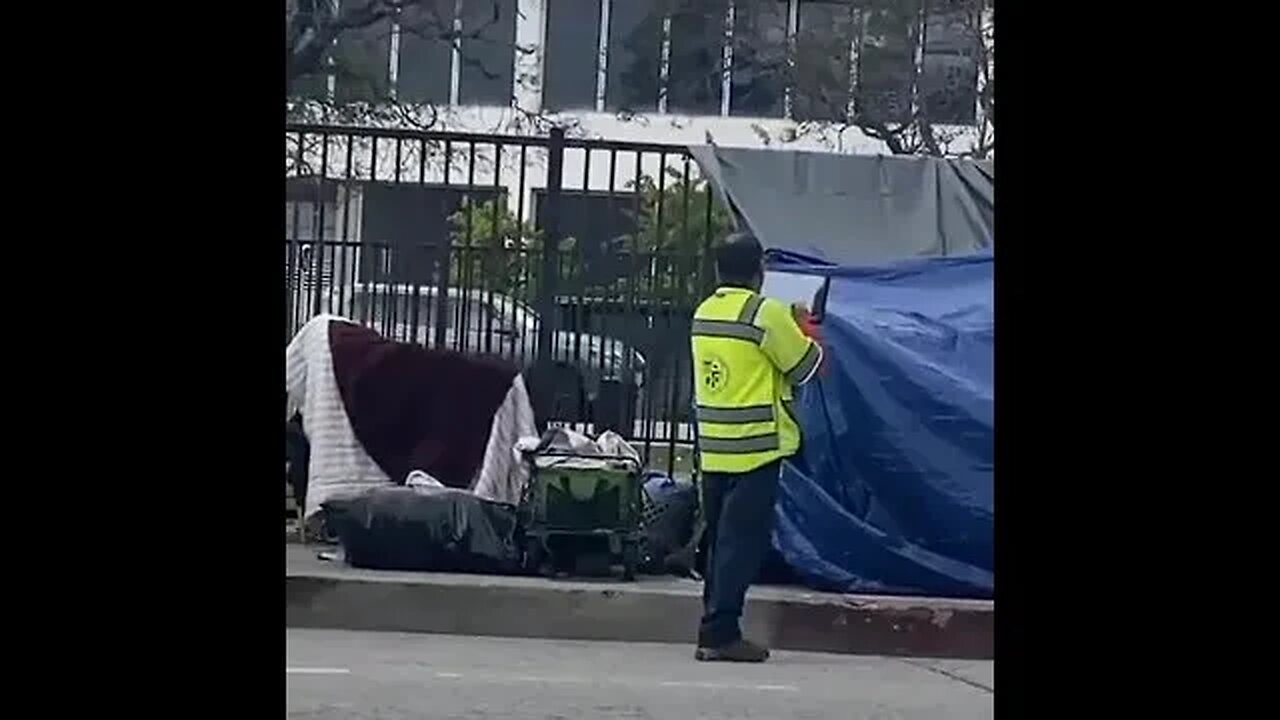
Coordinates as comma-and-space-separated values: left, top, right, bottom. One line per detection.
285, 315, 535, 519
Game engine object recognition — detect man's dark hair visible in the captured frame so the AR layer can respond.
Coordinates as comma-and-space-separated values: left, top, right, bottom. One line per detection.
715, 232, 764, 288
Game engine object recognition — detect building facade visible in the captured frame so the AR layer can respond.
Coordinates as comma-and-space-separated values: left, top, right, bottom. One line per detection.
287, 0, 993, 287
292, 0, 991, 152
286, 0, 993, 439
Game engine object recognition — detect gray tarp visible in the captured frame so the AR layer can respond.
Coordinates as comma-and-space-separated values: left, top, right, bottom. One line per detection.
689, 145, 994, 266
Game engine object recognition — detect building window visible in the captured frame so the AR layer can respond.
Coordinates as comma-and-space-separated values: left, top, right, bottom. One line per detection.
665, 1, 729, 116
303, 0, 988, 127
333, 14, 394, 102
543, 0, 604, 111
533, 189, 641, 287
286, 179, 341, 239
287, 178, 362, 295
289, 0, 333, 100
729, 0, 789, 118
792, 1, 858, 123
854, 1, 917, 125
360, 183, 506, 284
396, 0, 454, 104
458, 0, 518, 106
920, 0, 980, 126
605, 0, 665, 113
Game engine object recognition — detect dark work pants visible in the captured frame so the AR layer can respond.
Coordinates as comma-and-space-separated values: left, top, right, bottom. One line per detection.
697, 459, 782, 648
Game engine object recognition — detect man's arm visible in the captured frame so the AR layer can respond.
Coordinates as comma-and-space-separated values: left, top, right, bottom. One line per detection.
756, 297, 823, 386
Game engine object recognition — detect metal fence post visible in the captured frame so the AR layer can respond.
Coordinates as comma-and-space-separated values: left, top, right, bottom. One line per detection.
538, 127, 565, 365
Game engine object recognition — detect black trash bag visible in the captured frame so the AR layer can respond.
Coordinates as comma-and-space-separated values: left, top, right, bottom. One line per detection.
322, 487, 522, 574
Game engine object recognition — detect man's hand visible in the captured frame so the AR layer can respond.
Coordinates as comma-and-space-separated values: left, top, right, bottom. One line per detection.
791, 303, 821, 341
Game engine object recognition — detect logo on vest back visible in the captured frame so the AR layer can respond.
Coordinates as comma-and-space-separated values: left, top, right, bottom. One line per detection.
701, 355, 729, 396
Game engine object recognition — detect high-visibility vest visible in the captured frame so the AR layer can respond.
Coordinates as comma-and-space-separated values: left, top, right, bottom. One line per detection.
691, 286, 823, 474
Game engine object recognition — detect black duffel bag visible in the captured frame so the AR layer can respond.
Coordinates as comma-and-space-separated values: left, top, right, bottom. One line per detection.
322, 487, 522, 574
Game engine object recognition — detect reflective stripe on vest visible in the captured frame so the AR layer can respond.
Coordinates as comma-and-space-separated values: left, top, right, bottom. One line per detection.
695, 404, 775, 424
699, 433, 781, 454
690, 319, 764, 344
784, 342, 822, 385
737, 294, 765, 324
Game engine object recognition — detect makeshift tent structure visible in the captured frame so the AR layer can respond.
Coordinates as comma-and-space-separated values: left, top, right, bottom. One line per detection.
690, 145, 993, 265
767, 251, 993, 598
691, 146, 994, 598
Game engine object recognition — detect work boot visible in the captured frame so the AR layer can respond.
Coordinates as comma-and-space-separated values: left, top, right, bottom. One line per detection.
694, 638, 770, 663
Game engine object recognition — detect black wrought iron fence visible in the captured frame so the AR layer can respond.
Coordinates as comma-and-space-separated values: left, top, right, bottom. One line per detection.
285, 123, 733, 473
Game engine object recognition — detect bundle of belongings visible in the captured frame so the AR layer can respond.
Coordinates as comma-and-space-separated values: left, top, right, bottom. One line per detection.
286, 314, 536, 518
285, 315, 698, 576
285, 314, 537, 571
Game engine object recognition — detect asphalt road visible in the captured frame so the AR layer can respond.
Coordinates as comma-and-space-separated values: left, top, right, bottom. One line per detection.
287, 629, 994, 719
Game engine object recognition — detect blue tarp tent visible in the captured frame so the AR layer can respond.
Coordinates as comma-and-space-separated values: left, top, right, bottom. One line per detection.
764, 251, 993, 598
689, 145, 995, 599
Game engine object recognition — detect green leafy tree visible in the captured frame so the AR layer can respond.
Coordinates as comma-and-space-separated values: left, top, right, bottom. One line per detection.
622, 169, 735, 298
627, 168, 734, 254
446, 198, 579, 299
446, 175, 734, 303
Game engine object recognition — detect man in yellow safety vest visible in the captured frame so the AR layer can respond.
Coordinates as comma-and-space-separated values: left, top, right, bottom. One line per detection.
690, 232, 823, 662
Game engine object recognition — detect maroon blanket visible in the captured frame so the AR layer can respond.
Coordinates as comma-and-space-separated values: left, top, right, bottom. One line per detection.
328, 321, 520, 489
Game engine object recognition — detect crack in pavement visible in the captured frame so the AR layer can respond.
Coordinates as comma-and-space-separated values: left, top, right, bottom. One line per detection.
899, 659, 994, 695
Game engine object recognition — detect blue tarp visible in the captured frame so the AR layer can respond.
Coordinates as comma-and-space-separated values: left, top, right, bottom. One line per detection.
765, 251, 994, 599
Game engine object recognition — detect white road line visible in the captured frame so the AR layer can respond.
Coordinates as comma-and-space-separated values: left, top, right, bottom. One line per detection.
754, 685, 800, 692
286, 667, 350, 675
438, 673, 583, 685
660, 680, 798, 692
510, 676, 584, 685
431, 673, 796, 692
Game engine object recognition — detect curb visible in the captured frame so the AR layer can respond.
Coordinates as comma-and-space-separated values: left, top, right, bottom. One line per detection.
286, 549, 993, 660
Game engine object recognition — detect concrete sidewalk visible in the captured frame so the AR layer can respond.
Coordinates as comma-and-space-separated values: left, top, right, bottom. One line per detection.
286, 545, 993, 659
